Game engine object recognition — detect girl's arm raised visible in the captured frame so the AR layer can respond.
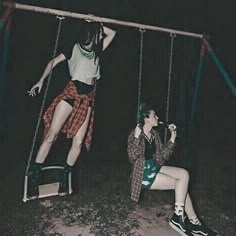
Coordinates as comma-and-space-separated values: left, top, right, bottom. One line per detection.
102, 25, 116, 51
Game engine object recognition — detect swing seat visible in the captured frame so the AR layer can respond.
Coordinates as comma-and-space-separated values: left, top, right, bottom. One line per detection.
23, 166, 73, 202
38, 182, 60, 198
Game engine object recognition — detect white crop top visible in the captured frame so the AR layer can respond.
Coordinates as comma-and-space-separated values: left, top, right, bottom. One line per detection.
63, 43, 101, 81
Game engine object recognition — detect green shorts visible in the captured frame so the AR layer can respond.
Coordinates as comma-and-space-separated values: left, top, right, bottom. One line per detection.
142, 160, 161, 190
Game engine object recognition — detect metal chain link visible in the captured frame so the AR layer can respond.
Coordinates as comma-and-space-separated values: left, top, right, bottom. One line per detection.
164, 33, 175, 143
137, 29, 145, 124
25, 16, 64, 175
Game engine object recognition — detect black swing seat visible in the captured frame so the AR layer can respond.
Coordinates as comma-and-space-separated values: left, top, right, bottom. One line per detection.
22, 166, 73, 202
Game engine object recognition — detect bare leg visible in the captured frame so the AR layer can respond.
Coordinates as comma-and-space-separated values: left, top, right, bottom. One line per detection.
58, 107, 92, 195
35, 100, 73, 163
151, 167, 216, 235
151, 166, 196, 218
66, 107, 92, 166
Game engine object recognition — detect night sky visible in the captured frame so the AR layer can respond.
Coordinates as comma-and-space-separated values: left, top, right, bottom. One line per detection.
1, 0, 236, 171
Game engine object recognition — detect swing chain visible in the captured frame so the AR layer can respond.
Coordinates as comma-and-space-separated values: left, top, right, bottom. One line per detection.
139, 28, 146, 33
137, 28, 145, 123
25, 16, 64, 175
169, 32, 176, 38
57, 15, 65, 20
164, 33, 175, 142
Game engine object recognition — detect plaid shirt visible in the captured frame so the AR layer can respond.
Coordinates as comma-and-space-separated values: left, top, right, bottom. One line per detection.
43, 81, 95, 151
127, 128, 175, 202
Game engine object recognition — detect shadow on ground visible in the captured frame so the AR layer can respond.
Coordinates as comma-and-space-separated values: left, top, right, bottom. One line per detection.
0, 144, 235, 236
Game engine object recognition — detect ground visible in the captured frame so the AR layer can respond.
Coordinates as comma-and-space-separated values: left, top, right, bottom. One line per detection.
0, 143, 235, 236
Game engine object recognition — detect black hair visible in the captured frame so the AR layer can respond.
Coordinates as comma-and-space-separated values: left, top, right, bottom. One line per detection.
78, 21, 104, 62
138, 102, 156, 126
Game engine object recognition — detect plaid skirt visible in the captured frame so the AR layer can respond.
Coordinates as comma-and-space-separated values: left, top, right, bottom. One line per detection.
43, 81, 95, 151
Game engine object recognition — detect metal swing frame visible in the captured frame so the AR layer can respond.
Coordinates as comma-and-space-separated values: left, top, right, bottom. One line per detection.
2, 0, 234, 202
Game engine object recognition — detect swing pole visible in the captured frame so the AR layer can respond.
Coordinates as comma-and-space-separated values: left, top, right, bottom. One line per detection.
2, 1, 203, 39
0, 15, 12, 80
0, 3, 13, 29
0, 3, 14, 44
188, 40, 206, 146
0, 6, 13, 141
202, 37, 236, 97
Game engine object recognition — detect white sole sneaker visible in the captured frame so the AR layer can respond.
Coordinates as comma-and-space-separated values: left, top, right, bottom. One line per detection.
191, 232, 208, 236
169, 221, 189, 236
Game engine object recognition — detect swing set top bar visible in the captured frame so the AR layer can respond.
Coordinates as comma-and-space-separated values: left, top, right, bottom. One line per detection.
3, 1, 203, 39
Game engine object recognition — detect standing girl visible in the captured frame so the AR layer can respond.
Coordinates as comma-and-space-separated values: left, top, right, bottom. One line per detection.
28, 21, 116, 199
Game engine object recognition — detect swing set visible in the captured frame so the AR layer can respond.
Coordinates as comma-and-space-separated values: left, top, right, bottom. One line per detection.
0, 2, 235, 203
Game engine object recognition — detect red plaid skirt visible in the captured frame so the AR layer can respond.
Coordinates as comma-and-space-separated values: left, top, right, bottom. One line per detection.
43, 81, 95, 151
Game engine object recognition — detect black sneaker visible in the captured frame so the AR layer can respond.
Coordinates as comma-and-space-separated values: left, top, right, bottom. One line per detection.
27, 163, 42, 200
169, 213, 190, 236
58, 170, 69, 196
58, 164, 73, 196
189, 222, 218, 236
58, 180, 68, 196
28, 182, 39, 200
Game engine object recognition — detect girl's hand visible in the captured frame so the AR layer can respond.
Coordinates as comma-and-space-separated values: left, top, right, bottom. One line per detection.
168, 124, 177, 142
27, 81, 43, 97
85, 14, 95, 22
134, 124, 142, 138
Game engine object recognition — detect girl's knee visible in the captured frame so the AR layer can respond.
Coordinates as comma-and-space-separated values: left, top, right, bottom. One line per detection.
181, 168, 189, 181
44, 131, 58, 144
72, 138, 83, 149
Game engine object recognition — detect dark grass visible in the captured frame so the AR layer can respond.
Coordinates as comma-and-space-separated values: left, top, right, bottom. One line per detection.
0, 157, 139, 236
0, 147, 235, 236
